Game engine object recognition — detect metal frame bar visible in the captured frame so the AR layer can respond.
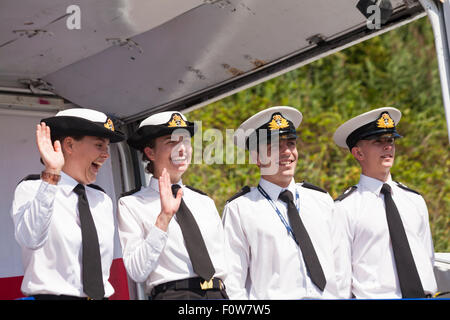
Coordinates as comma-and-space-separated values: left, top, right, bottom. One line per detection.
419, 0, 450, 143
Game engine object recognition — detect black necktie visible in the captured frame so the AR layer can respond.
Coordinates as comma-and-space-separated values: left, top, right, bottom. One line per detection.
278, 190, 326, 291
73, 184, 105, 300
171, 185, 215, 281
380, 183, 425, 298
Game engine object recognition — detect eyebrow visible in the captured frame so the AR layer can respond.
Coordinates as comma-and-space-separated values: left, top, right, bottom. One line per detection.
94, 137, 110, 144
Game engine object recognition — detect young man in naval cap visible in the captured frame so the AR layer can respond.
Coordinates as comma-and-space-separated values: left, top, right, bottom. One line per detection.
11, 108, 125, 300
222, 106, 348, 299
118, 111, 228, 300
333, 107, 438, 299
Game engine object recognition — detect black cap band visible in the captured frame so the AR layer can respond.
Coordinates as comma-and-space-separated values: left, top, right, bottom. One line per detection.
346, 112, 401, 149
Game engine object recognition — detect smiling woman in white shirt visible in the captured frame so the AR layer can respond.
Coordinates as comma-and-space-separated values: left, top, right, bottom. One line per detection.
11, 108, 125, 300
222, 106, 349, 299
118, 111, 228, 300
333, 107, 438, 299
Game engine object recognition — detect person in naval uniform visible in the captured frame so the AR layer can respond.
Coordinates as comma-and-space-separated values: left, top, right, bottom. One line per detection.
11, 108, 125, 300
333, 107, 438, 299
222, 106, 349, 299
117, 111, 228, 300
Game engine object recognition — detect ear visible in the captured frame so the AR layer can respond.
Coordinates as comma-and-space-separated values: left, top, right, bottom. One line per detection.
144, 146, 156, 161
61, 137, 74, 155
351, 146, 363, 161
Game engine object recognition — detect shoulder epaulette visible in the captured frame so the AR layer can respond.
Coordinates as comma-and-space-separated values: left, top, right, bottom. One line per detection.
120, 186, 142, 197
394, 181, 421, 195
87, 183, 106, 193
334, 186, 357, 202
17, 174, 40, 185
301, 181, 327, 193
227, 186, 251, 203
19, 174, 41, 184
186, 185, 207, 196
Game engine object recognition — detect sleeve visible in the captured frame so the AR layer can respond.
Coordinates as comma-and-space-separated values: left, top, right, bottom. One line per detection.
332, 200, 353, 299
117, 197, 168, 283
418, 196, 435, 265
11, 180, 58, 249
222, 202, 250, 299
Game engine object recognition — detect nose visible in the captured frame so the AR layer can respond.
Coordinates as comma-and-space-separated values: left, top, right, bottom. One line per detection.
178, 143, 185, 156
383, 141, 394, 150
101, 146, 110, 159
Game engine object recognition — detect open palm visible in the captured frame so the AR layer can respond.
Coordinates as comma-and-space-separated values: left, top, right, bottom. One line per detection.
36, 122, 64, 173
159, 168, 182, 217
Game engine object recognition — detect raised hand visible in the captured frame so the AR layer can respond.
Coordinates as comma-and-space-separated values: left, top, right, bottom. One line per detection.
36, 122, 64, 174
155, 168, 182, 231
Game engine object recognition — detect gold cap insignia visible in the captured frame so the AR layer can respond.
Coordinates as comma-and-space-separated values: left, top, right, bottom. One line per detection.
167, 113, 187, 127
268, 113, 289, 131
376, 113, 395, 129
104, 118, 115, 131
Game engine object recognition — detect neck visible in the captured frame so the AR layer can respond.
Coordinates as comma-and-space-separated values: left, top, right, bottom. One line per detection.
361, 168, 390, 183
261, 174, 292, 188
61, 164, 87, 185
154, 171, 182, 185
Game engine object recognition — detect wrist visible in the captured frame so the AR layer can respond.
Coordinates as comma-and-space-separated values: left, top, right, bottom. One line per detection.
44, 167, 61, 175
41, 171, 61, 185
155, 211, 173, 232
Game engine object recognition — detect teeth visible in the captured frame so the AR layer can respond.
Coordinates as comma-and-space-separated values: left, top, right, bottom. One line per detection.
92, 162, 102, 169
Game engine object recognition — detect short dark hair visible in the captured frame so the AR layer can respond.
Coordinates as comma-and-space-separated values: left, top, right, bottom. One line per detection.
140, 138, 156, 174
51, 134, 84, 144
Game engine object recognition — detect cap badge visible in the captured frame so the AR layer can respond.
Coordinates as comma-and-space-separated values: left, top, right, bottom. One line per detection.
376, 112, 395, 129
104, 118, 115, 131
168, 113, 187, 127
268, 113, 289, 131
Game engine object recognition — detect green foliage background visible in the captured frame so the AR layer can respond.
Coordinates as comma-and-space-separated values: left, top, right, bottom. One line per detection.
183, 18, 449, 252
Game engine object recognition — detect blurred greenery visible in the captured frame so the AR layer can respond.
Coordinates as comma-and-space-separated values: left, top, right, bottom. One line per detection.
183, 17, 449, 252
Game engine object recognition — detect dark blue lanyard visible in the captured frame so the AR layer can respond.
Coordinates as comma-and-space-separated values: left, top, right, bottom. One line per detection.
257, 184, 300, 241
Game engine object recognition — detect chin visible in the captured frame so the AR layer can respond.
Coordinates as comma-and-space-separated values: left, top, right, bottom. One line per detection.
174, 163, 189, 172
84, 173, 98, 185
381, 161, 394, 169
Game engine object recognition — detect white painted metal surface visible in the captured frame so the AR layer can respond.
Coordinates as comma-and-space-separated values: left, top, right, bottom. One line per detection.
0, 0, 204, 87
0, 0, 424, 121
434, 253, 450, 294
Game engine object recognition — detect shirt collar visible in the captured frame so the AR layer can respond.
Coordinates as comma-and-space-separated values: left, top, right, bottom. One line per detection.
359, 173, 393, 196
259, 177, 296, 201
59, 171, 81, 196
149, 175, 183, 193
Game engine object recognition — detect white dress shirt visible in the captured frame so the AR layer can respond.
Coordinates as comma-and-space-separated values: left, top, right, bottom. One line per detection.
335, 174, 438, 299
11, 172, 115, 297
222, 178, 348, 299
117, 177, 227, 294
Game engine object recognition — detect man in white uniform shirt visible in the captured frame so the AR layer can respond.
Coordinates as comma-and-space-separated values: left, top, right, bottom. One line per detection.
118, 111, 228, 299
333, 107, 438, 299
11, 108, 125, 300
222, 106, 348, 299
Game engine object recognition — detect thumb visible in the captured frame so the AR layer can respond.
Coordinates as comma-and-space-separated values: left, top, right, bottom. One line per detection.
176, 188, 183, 202
53, 140, 62, 153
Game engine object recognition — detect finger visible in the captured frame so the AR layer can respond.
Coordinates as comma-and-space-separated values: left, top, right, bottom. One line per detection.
45, 123, 51, 140
159, 168, 167, 190
53, 140, 61, 153
36, 123, 45, 147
